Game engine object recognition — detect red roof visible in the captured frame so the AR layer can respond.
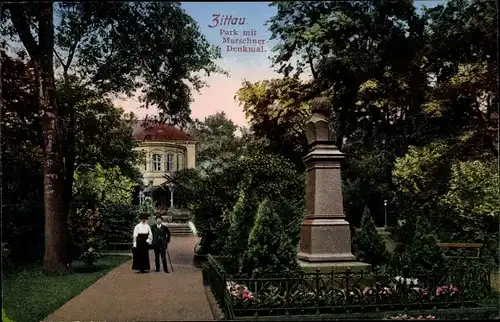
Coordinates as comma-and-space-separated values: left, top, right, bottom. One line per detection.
132, 121, 195, 142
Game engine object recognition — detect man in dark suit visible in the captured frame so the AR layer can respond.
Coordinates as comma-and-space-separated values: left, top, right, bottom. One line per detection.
151, 214, 172, 273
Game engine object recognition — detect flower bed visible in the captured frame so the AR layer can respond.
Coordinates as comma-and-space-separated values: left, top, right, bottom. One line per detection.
386, 314, 437, 320
225, 274, 487, 316
203, 255, 492, 319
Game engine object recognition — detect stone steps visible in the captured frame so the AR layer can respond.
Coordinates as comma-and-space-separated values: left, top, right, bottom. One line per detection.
164, 222, 193, 236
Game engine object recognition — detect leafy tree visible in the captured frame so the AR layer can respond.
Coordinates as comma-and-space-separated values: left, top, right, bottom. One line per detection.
230, 139, 306, 253
422, 0, 498, 158
53, 2, 223, 119
267, 0, 425, 150
392, 142, 455, 237
235, 77, 314, 169
2, 1, 222, 272
390, 142, 453, 251
58, 80, 142, 182
251, 0, 431, 227
392, 142, 452, 205
439, 160, 499, 261
440, 160, 498, 233
353, 207, 388, 267
183, 133, 305, 257
1, 52, 141, 264
69, 163, 136, 259
1, 50, 45, 262
241, 199, 299, 278
261, 0, 498, 230
56, 81, 142, 231
72, 164, 135, 209
343, 148, 393, 227
392, 140, 499, 256
4, 2, 69, 273
187, 112, 241, 167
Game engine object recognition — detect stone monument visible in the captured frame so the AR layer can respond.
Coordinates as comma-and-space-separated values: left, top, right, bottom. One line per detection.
298, 97, 369, 272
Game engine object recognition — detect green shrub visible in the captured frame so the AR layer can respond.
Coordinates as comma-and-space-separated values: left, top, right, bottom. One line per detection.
69, 163, 137, 259
240, 199, 299, 278
395, 219, 445, 276
138, 198, 156, 218
2, 307, 13, 322
353, 207, 388, 267
99, 203, 139, 244
1, 242, 11, 266
72, 164, 135, 208
443, 254, 491, 300
1, 131, 45, 263
221, 188, 259, 275
68, 208, 105, 261
79, 245, 101, 267
69, 203, 139, 259
186, 140, 305, 259
273, 193, 306, 247
189, 164, 244, 255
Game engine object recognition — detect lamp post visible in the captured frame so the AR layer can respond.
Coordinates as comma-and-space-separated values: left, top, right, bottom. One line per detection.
139, 190, 145, 205
167, 183, 174, 209
384, 199, 388, 228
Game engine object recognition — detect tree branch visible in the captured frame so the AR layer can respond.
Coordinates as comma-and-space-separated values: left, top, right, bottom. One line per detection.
8, 4, 39, 59
64, 41, 78, 75
53, 48, 65, 68
306, 46, 318, 80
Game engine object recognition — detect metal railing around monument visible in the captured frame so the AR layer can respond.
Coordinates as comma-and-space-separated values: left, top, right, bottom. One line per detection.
202, 255, 494, 320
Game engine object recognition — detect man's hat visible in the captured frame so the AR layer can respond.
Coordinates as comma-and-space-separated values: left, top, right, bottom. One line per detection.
139, 213, 149, 220
155, 214, 163, 220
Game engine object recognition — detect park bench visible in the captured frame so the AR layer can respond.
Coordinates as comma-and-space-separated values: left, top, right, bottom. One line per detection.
436, 242, 484, 259
108, 242, 133, 251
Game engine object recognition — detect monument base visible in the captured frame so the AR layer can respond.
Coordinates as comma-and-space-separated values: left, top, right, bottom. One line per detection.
298, 259, 371, 274
299, 218, 357, 261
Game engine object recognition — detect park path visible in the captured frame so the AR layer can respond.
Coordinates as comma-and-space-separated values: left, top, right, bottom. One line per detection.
44, 236, 214, 322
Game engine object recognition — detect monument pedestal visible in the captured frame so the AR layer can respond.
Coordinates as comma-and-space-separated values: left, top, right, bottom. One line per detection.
296, 97, 371, 275
297, 218, 370, 274
298, 218, 355, 262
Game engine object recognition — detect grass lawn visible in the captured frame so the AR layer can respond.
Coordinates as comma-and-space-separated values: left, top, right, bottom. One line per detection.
2, 255, 129, 322
101, 249, 133, 255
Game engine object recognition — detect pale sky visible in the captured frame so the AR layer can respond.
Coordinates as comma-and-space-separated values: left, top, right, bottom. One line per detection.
116, 1, 445, 127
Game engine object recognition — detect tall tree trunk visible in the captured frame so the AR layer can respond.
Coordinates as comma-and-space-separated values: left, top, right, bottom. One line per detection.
61, 73, 76, 242
38, 2, 69, 273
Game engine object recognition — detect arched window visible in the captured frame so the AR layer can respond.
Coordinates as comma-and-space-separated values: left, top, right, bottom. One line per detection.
177, 154, 184, 171
166, 153, 174, 172
152, 154, 162, 171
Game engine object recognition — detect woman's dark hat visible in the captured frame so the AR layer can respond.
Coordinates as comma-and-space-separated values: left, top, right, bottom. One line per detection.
139, 213, 149, 220
155, 214, 163, 220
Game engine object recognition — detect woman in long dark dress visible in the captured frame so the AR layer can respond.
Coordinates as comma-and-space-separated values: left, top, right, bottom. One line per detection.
132, 213, 153, 273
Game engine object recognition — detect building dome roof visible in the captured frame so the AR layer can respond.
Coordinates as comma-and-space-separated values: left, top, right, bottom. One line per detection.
132, 121, 195, 142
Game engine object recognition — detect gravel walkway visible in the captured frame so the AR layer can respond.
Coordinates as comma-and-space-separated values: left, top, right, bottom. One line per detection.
44, 236, 214, 321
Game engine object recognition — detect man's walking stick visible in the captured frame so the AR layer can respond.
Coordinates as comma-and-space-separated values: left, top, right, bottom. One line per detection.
166, 247, 174, 272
